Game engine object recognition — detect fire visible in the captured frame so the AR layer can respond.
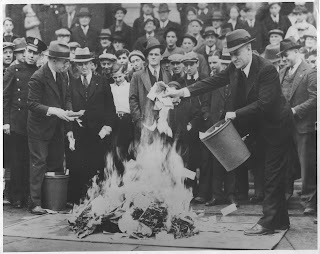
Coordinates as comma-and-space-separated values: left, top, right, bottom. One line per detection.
69, 128, 198, 239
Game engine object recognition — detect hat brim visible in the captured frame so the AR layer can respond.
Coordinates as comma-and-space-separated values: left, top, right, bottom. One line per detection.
43, 51, 70, 60
144, 44, 166, 56
226, 38, 256, 53
276, 45, 302, 56
73, 57, 95, 63
14, 48, 26, 52
269, 58, 281, 63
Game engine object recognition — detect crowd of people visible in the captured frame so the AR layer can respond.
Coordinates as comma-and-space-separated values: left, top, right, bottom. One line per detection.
3, 2, 317, 233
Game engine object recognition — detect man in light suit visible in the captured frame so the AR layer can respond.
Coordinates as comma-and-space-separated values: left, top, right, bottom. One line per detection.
71, 7, 99, 52
279, 39, 317, 215
27, 41, 73, 214
165, 29, 293, 235
129, 37, 171, 141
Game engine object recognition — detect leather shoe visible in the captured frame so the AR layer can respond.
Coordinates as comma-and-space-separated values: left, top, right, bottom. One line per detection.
12, 200, 23, 208
30, 206, 47, 215
244, 224, 274, 236
249, 196, 264, 204
192, 196, 206, 204
205, 198, 223, 206
304, 207, 316, 215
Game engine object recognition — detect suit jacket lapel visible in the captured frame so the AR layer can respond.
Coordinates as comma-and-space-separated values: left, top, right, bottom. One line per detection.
289, 61, 307, 100
141, 68, 152, 92
44, 63, 60, 99
245, 55, 259, 98
75, 77, 86, 98
279, 67, 288, 84
88, 74, 98, 100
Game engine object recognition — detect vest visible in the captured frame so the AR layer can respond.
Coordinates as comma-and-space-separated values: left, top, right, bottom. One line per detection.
147, 67, 163, 85
281, 69, 296, 102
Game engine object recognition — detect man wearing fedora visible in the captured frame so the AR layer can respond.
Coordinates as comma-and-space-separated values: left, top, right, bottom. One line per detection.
4, 37, 47, 208
132, 3, 160, 41
278, 39, 317, 215
71, 7, 99, 53
95, 29, 116, 57
165, 29, 293, 235
109, 6, 133, 51
156, 3, 180, 39
10, 37, 26, 66
59, 4, 79, 30
129, 37, 171, 142
68, 47, 116, 204
27, 41, 74, 215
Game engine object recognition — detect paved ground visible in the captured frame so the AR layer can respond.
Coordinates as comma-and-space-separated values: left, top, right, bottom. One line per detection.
3, 182, 318, 251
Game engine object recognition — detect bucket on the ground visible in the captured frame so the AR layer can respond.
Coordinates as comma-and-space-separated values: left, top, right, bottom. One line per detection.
42, 172, 69, 211
200, 119, 251, 171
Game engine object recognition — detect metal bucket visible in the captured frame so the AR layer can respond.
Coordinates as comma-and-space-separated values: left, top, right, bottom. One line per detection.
200, 119, 251, 171
42, 172, 69, 211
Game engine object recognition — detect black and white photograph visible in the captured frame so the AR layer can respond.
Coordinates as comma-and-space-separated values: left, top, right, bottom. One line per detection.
2, 0, 318, 252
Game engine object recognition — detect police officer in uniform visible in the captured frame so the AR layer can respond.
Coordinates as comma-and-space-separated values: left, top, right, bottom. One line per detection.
3, 37, 47, 208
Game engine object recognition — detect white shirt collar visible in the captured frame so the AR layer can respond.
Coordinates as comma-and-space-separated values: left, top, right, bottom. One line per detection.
271, 13, 279, 22
81, 71, 92, 84
160, 20, 169, 28
241, 56, 253, 77
146, 32, 155, 39
48, 63, 57, 81
198, 8, 208, 15
143, 14, 153, 21
148, 65, 160, 76
187, 72, 199, 80
289, 58, 302, 75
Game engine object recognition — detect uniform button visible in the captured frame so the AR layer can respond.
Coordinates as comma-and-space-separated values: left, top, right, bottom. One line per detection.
16, 78, 19, 81
18, 108, 21, 111
15, 69, 18, 72
17, 88, 21, 91
18, 98, 21, 101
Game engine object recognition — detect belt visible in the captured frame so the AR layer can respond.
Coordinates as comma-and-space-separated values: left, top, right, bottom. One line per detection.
116, 112, 130, 118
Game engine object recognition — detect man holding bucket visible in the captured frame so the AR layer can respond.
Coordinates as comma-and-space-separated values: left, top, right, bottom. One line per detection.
164, 29, 293, 235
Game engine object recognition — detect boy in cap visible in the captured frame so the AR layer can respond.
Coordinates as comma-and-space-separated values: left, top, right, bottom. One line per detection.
68, 47, 116, 204
3, 17, 19, 42
11, 37, 27, 66
3, 42, 15, 75
55, 28, 71, 44
133, 18, 165, 53
301, 30, 317, 58
109, 6, 133, 50
168, 53, 184, 81
27, 41, 73, 214
279, 39, 317, 215
71, 7, 99, 52
128, 50, 145, 81
132, 3, 160, 41
4, 37, 47, 208
268, 29, 284, 46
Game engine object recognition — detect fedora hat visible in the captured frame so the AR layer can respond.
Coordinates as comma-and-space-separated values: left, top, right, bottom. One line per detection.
143, 37, 165, 56
26, 37, 47, 53
225, 29, 256, 53
202, 26, 218, 38
13, 37, 26, 52
73, 47, 94, 62
268, 29, 284, 38
158, 3, 170, 13
113, 6, 127, 15
77, 7, 92, 17
277, 39, 302, 56
129, 50, 145, 62
182, 34, 197, 46
44, 41, 70, 59
99, 29, 112, 38
264, 44, 281, 63
211, 11, 224, 21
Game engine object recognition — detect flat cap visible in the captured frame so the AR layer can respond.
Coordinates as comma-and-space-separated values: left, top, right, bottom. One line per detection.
99, 52, 117, 61
168, 53, 184, 63
55, 28, 71, 36
129, 50, 145, 62
182, 52, 199, 62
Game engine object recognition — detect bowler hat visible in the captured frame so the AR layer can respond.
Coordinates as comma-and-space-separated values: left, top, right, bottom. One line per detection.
182, 52, 199, 63
26, 37, 47, 53
268, 29, 284, 38
13, 37, 26, 52
113, 6, 127, 15
99, 53, 117, 61
99, 29, 112, 38
129, 50, 145, 62
211, 11, 224, 21
3, 42, 15, 50
264, 44, 281, 63
77, 7, 92, 17
225, 29, 256, 53
73, 47, 94, 62
158, 3, 170, 13
44, 40, 70, 59
168, 53, 184, 63
182, 34, 197, 46
143, 37, 165, 56
277, 39, 302, 55
202, 26, 218, 38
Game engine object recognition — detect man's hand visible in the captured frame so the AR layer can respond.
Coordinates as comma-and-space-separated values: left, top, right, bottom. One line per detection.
164, 88, 185, 98
225, 112, 236, 121
187, 122, 192, 131
291, 108, 296, 115
48, 107, 75, 122
3, 124, 10, 135
67, 131, 75, 151
98, 126, 112, 139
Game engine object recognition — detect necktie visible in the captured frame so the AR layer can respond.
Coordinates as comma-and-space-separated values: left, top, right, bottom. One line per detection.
56, 73, 63, 99
154, 70, 158, 82
83, 75, 89, 88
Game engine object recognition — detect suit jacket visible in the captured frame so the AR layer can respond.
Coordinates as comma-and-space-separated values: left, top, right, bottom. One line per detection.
279, 61, 317, 133
196, 52, 210, 77
133, 34, 166, 53
156, 20, 181, 39
71, 25, 100, 53
27, 63, 72, 141
109, 22, 133, 50
187, 54, 292, 145
58, 12, 79, 29
243, 20, 264, 54
129, 66, 171, 125
223, 19, 246, 31
262, 15, 291, 47
69, 74, 116, 138
132, 16, 160, 41
3, 62, 38, 136
195, 42, 223, 68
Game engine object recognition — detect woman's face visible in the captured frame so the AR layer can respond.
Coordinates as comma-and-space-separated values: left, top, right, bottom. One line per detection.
187, 11, 197, 21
